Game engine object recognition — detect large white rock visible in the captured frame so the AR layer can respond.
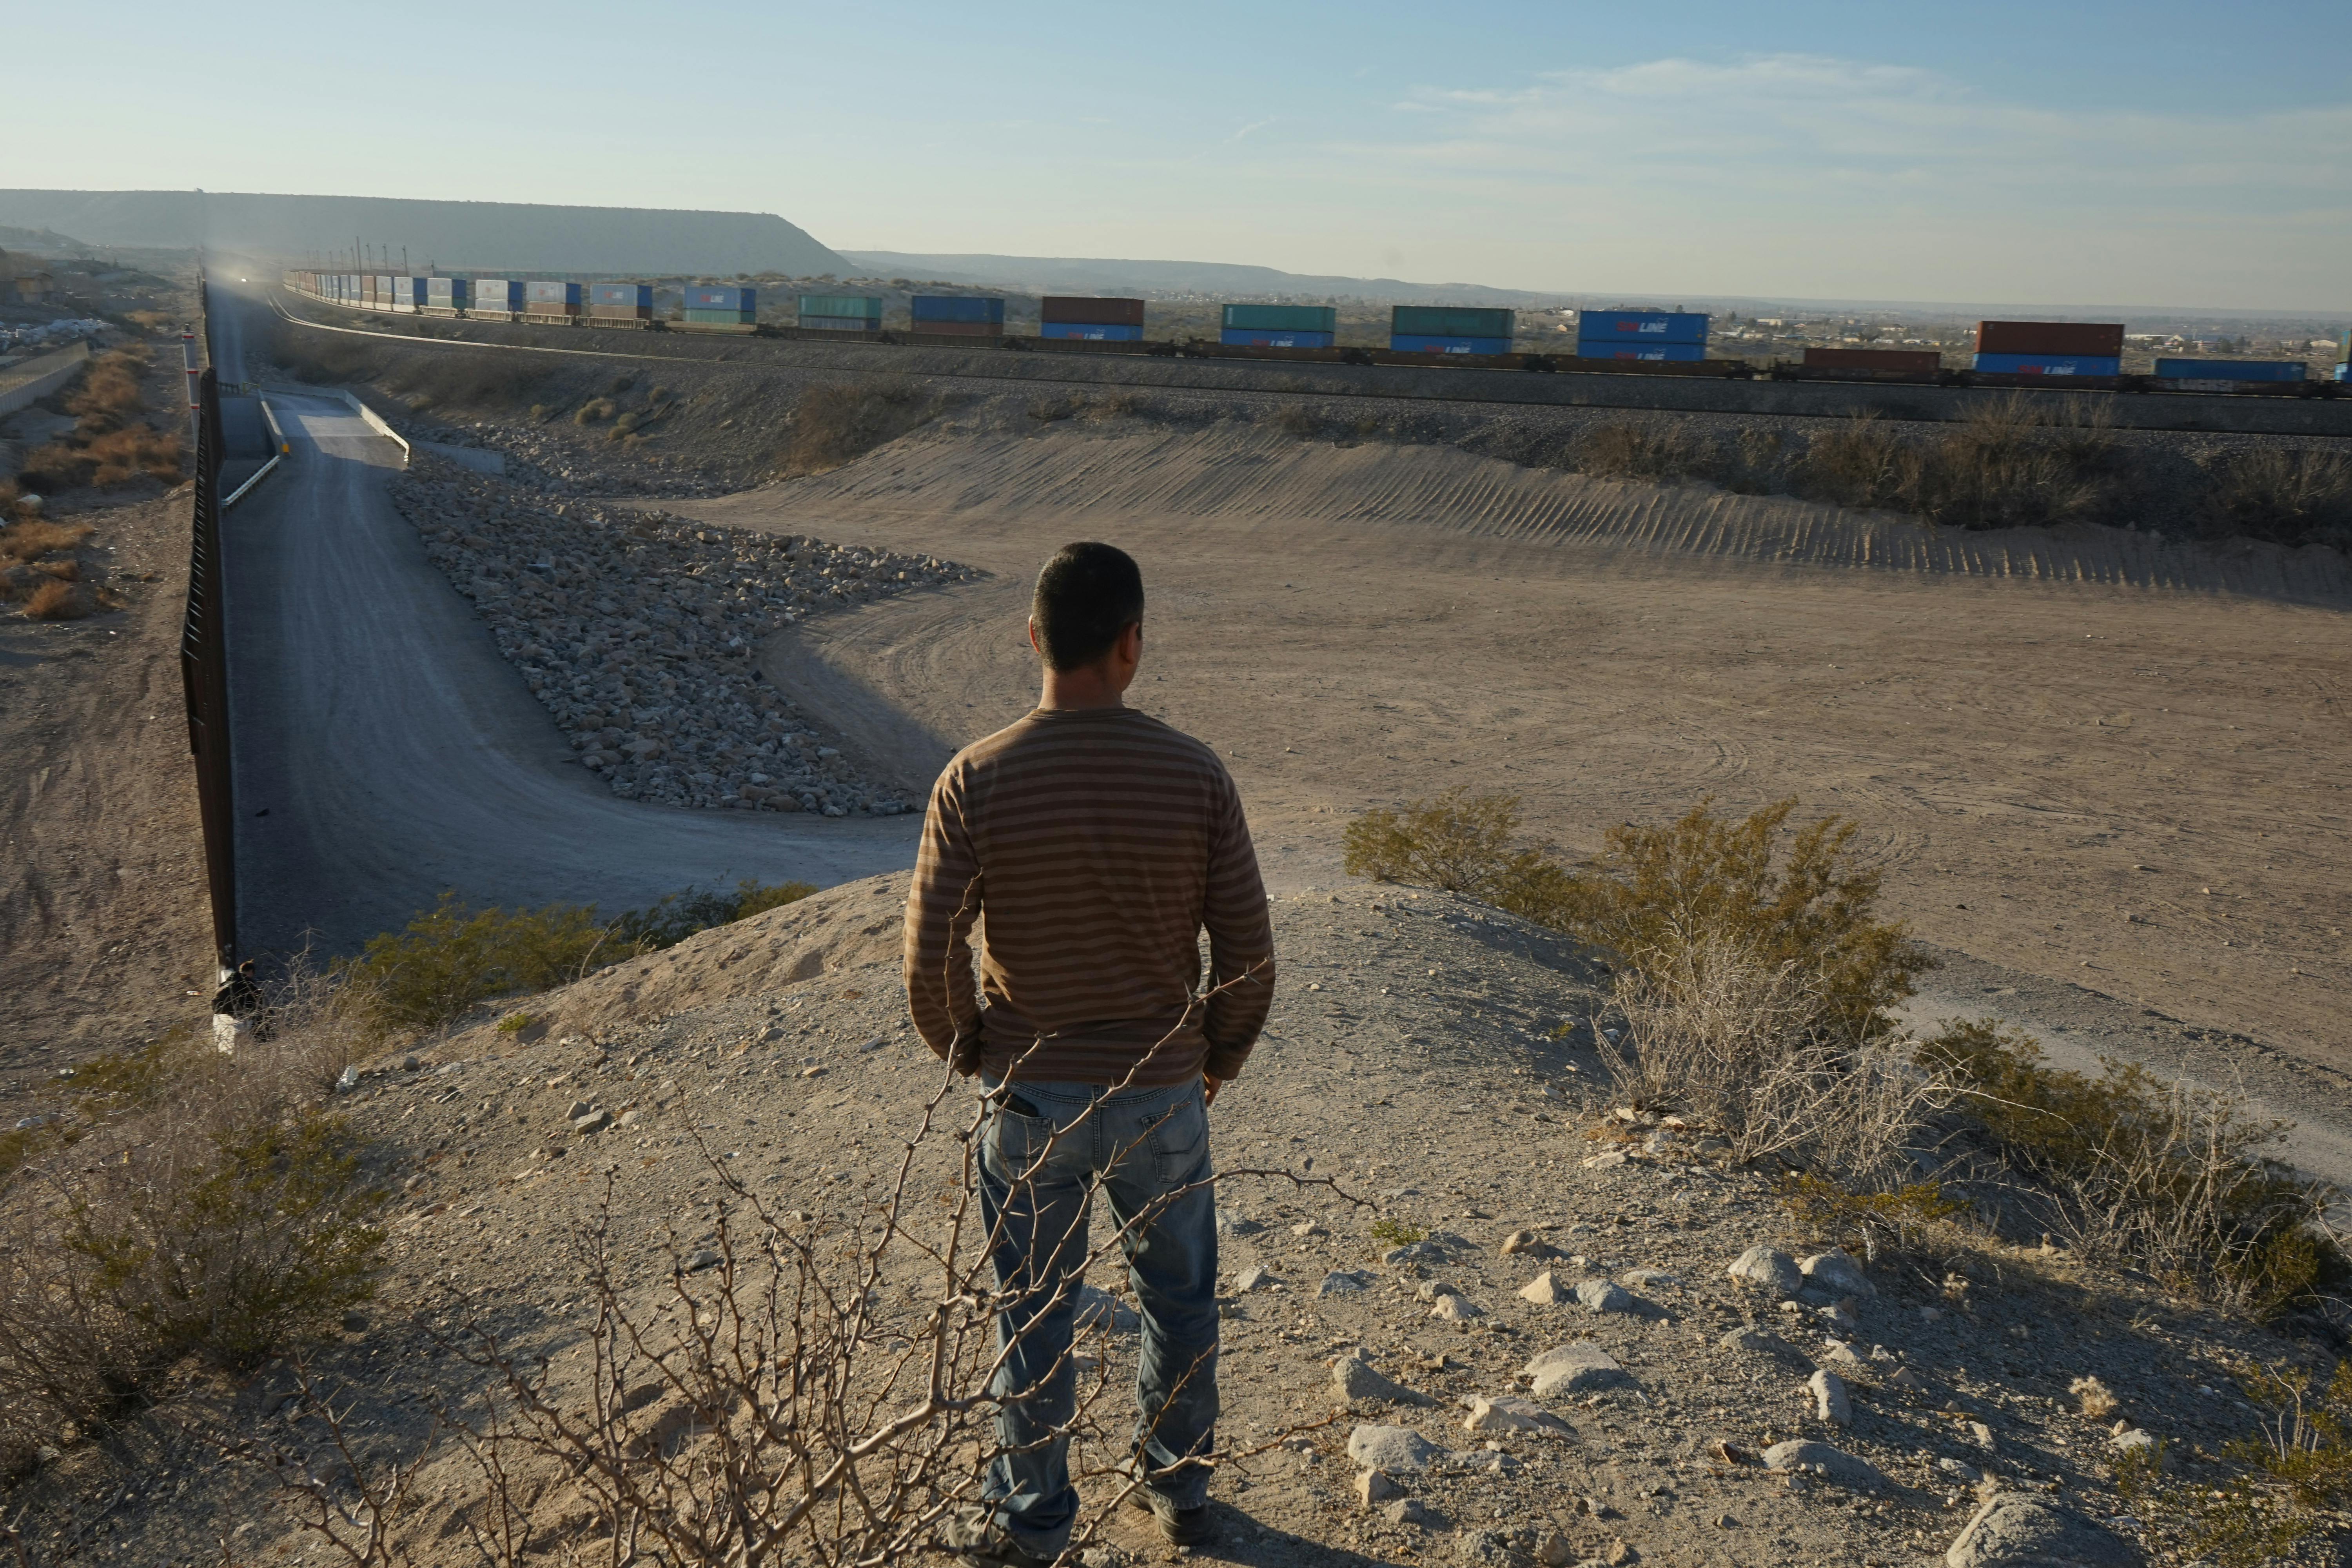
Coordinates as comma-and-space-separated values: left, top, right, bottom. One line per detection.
1461, 1395, 1574, 1437
1523, 1342, 1630, 1396
1799, 1249, 1877, 1299
1347, 1424, 1440, 1474
1943, 1495, 2141, 1568
1728, 1245, 1804, 1295
1762, 1439, 1885, 1489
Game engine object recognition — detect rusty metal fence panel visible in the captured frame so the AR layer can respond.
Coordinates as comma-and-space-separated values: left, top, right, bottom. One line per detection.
180, 366, 237, 966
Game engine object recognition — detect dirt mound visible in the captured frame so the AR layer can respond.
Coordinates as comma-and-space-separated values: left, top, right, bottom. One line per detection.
530, 870, 909, 1040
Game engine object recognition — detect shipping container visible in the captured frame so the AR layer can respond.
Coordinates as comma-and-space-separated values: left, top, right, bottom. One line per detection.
908, 320, 1002, 337
1971, 352, 2121, 376
1577, 310, 1708, 346
682, 307, 757, 325
1039, 321, 1145, 341
1221, 329, 1337, 349
799, 294, 883, 321
2150, 359, 2307, 382
1041, 296, 1147, 327
1801, 346, 1940, 372
1223, 303, 1337, 333
1392, 333, 1512, 356
911, 294, 1005, 324
2337, 329, 2349, 366
590, 283, 653, 310
1976, 320, 2125, 357
799, 315, 881, 333
472, 279, 523, 313
1394, 305, 1514, 340
526, 281, 583, 307
1574, 341, 1708, 363
684, 284, 756, 312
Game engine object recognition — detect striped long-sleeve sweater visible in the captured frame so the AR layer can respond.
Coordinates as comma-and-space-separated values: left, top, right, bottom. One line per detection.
903, 705, 1275, 1087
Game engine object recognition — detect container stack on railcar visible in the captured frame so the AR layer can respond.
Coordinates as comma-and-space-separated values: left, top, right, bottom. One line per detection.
526, 281, 583, 324
798, 294, 884, 334
472, 279, 522, 319
423, 276, 469, 317
588, 282, 654, 327
1973, 321, 2123, 377
910, 294, 1006, 342
2336, 331, 2350, 383
680, 284, 757, 330
1039, 297, 1147, 342
1575, 310, 1709, 363
1221, 303, 1336, 349
1393, 305, 1514, 355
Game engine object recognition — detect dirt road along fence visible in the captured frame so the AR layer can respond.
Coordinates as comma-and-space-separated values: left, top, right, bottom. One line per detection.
179, 366, 238, 967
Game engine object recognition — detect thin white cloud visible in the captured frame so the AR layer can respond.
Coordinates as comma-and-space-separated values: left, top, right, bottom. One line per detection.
1381, 53, 2352, 205
1227, 117, 1278, 143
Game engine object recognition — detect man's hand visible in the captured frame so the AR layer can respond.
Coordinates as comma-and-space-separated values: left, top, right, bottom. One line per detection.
1202, 1073, 1225, 1107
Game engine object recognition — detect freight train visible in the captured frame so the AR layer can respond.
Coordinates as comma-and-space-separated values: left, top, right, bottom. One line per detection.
281, 271, 2350, 396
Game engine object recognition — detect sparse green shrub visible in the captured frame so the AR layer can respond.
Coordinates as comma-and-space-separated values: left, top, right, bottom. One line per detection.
64, 1112, 386, 1372
494, 1010, 536, 1034
1922, 1019, 2343, 1314
344, 879, 820, 1031
341, 892, 614, 1030
1367, 1218, 1427, 1248
2119, 1358, 2352, 1567
1780, 1172, 1970, 1258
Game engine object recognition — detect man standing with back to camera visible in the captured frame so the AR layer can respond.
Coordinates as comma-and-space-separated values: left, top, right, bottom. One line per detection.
908, 542, 1275, 1566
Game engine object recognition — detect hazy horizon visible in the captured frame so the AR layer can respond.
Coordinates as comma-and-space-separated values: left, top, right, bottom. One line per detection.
7, 0, 2345, 311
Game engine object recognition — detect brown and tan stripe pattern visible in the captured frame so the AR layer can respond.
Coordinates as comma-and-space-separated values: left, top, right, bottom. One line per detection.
904, 706, 1274, 1087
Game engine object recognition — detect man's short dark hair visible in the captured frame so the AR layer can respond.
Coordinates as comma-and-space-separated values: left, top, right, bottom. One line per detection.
1032, 542, 1144, 671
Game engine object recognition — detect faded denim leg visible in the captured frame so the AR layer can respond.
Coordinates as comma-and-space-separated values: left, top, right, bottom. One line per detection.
976, 1078, 1220, 1553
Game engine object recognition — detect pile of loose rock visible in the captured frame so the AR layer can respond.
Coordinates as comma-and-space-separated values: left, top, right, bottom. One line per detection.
387, 455, 978, 815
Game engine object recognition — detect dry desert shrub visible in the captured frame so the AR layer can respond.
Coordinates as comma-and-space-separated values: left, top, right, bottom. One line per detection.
1273, 404, 1321, 438
572, 396, 617, 425
784, 379, 935, 474
64, 346, 152, 430
1573, 419, 1705, 481
2201, 446, 2352, 548
2118, 1357, 2352, 1568
0, 976, 386, 1478
0, 516, 93, 563
1922, 1019, 2343, 1316
1796, 413, 1916, 508
1604, 930, 1948, 1178
22, 577, 94, 619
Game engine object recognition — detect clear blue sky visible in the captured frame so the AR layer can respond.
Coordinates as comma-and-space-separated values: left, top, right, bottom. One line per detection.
11, 0, 2348, 307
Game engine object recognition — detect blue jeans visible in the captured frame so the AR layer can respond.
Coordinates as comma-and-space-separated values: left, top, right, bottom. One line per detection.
977, 1076, 1220, 1556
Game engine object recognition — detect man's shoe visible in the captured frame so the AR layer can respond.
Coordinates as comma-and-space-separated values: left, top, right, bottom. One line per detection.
941, 1509, 1056, 1568
1122, 1482, 1214, 1546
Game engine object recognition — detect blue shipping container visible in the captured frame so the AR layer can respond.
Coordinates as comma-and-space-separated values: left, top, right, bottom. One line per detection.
526, 281, 583, 307
1040, 322, 1145, 341
1973, 352, 2121, 376
1221, 329, 1336, 349
1391, 334, 1511, 355
590, 283, 652, 309
911, 294, 1005, 324
684, 284, 755, 311
426, 278, 469, 305
1575, 341, 1708, 363
1577, 310, 1709, 346
472, 280, 523, 312
2151, 359, 2307, 382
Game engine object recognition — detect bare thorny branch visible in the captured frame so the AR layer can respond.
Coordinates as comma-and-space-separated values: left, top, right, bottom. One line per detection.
225, 882, 1348, 1566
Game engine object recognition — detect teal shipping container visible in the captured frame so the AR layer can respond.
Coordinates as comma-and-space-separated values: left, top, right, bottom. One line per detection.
1223, 303, 1337, 333
799, 294, 883, 321
1393, 305, 1514, 339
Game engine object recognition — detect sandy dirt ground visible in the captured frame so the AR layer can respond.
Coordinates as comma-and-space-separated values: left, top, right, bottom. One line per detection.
7, 879, 2283, 1568
667, 421, 2350, 1112
0, 489, 215, 1082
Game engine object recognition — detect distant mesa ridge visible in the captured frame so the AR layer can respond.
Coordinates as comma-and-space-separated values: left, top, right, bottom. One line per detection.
0, 190, 849, 276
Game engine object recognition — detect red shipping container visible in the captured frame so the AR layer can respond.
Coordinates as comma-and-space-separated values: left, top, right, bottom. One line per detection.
1040, 295, 1146, 326
1976, 320, 2125, 356
1803, 347, 1942, 372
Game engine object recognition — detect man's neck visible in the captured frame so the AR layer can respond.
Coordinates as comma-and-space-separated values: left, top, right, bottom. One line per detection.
1036, 670, 1126, 711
